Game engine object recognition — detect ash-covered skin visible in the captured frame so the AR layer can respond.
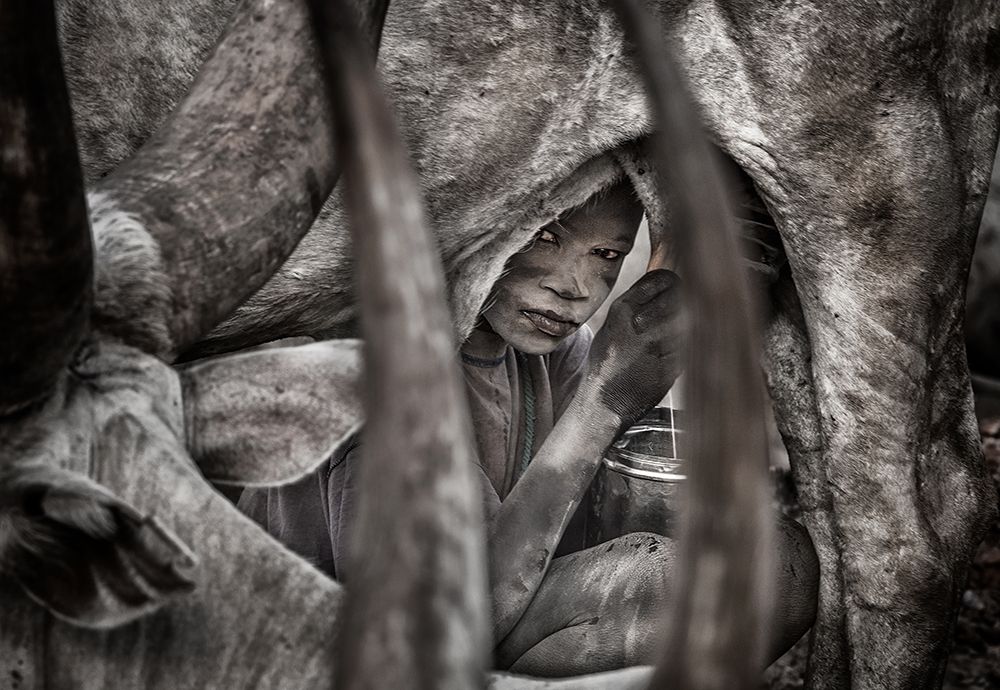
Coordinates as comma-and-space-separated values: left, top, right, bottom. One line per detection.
480, 180, 645, 352
479, 182, 814, 675
477, 178, 686, 435
585, 269, 685, 430
477, 178, 685, 427
478, 181, 736, 676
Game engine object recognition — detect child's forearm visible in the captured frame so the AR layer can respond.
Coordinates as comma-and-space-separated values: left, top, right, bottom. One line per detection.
487, 385, 622, 642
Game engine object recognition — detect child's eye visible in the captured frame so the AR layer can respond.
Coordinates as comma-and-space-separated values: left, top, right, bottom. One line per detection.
537, 229, 559, 244
593, 248, 622, 261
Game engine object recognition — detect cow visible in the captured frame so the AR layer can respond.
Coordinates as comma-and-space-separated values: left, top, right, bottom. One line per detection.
3, 0, 768, 687
12, 0, 1000, 688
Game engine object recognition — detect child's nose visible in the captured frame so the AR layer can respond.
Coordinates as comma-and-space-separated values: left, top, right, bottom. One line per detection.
540, 264, 589, 300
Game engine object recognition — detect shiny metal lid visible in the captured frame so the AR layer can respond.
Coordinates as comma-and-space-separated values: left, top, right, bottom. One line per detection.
603, 407, 686, 482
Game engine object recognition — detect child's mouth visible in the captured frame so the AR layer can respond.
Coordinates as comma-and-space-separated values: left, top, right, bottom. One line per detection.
520, 310, 578, 337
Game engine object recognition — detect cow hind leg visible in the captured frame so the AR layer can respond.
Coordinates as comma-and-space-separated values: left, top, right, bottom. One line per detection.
765, 145, 996, 687
763, 267, 850, 688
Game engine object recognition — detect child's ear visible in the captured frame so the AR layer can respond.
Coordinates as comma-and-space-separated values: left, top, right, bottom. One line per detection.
180, 340, 364, 487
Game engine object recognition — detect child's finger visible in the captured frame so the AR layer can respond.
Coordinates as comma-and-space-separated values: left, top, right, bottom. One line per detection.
619, 269, 681, 308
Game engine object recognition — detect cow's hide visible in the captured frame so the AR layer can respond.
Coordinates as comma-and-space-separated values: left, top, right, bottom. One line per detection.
56, 0, 242, 181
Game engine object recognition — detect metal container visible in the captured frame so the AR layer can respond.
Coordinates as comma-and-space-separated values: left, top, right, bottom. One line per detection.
586, 407, 686, 545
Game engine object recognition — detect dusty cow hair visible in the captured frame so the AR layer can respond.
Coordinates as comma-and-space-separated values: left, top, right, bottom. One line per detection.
56, 0, 240, 183
88, 192, 174, 358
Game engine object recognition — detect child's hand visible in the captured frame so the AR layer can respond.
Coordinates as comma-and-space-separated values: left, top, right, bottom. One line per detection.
583, 269, 685, 430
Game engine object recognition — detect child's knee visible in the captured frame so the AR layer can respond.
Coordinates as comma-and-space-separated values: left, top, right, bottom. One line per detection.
599, 532, 676, 663
608, 532, 676, 586
777, 519, 819, 607
770, 518, 819, 658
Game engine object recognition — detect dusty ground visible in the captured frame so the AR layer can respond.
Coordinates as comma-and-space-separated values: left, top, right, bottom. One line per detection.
762, 415, 1000, 689
944, 416, 1000, 689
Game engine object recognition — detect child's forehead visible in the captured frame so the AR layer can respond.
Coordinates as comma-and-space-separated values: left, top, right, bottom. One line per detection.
555, 183, 644, 243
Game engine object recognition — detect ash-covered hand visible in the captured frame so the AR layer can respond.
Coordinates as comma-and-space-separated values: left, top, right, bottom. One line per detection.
583, 269, 685, 431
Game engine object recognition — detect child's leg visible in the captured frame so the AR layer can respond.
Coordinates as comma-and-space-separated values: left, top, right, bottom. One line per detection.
767, 518, 821, 661
496, 520, 818, 677
496, 532, 672, 676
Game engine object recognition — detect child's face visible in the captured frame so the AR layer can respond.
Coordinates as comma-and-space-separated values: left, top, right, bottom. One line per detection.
481, 183, 644, 354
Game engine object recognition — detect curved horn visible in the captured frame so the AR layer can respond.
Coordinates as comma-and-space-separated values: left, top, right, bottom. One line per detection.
0, 1, 92, 414
303, 0, 490, 686
93, 0, 388, 358
610, 1, 774, 687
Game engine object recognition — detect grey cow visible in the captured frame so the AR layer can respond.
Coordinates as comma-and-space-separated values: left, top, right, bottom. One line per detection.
9, 0, 1000, 688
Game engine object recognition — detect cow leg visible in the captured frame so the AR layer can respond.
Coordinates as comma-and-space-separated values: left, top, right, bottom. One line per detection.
765, 134, 996, 687
763, 269, 848, 687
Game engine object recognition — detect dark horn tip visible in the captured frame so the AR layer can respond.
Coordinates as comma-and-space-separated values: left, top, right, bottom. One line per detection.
0, 0, 95, 414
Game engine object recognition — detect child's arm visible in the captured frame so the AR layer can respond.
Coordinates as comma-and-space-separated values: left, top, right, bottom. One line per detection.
487, 269, 686, 643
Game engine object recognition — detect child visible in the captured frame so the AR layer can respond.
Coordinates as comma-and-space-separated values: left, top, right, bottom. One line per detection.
240, 177, 818, 676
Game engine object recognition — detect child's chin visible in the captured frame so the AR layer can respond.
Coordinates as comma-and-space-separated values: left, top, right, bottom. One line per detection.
509, 329, 565, 355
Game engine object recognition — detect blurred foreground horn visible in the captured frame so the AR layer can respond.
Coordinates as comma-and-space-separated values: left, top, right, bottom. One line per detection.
0, 1, 92, 414
303, 0, 491, 687
609, 1, 774, 688
94, 0, 388, 357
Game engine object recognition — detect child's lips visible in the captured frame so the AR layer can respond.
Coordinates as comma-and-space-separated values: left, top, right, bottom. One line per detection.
520, 310, 578, 337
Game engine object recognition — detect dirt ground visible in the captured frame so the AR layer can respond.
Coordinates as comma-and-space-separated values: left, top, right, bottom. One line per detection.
944, 416, 1000, 689
762, 414, 1000, 689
